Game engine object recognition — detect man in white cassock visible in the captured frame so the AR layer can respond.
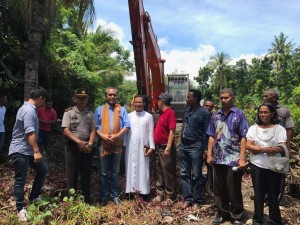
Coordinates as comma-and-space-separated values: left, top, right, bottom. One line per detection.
125, 95, 155, 200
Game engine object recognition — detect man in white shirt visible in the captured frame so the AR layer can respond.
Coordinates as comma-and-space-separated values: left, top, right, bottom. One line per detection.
125, 95, 155, 201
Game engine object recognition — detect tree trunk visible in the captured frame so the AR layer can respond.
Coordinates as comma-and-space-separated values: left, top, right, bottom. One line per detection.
23, 0, 46, 100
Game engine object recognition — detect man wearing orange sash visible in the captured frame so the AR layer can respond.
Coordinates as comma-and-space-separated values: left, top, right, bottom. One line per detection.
95, 87, 130, 205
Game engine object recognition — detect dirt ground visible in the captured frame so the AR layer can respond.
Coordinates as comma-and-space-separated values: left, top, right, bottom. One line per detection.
0, 130, 299, 224
1, 153, 300, 225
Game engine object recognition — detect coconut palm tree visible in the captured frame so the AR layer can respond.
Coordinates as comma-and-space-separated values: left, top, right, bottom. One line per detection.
208, 52, 231, 90
268, 32, 294, 83
4, 0, 95, 99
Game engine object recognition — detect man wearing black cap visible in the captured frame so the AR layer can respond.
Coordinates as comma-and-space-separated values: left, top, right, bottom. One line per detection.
153, 93, 177, 203
61, 88, 96, 204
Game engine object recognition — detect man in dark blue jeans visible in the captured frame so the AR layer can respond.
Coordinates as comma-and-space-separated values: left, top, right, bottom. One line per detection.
9, 87, 48, 222
94, 87, 130, 206
179, 89, 211, 210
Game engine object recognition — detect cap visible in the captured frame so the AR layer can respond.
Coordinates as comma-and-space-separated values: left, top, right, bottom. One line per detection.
158, 93, 173, 102
74, 88, 89, 97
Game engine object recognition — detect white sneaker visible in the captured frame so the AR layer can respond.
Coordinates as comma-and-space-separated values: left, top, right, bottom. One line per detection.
18, 208, 28, 222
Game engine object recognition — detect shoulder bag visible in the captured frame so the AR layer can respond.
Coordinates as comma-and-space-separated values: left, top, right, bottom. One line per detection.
268, 143, 290, 174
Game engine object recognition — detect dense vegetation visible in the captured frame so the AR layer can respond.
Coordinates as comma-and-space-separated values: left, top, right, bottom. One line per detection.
0, 0, 135, 120
194, 33, 300, 135
0, 0, 299, 224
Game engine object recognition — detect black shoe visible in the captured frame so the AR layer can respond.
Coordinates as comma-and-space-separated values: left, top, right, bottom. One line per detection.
213, 216, 226, 224
140, 194, 149, 202
126, 193, 135, 200
232, 219, 243, 225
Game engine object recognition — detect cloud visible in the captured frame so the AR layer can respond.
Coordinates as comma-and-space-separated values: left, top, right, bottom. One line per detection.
230, 53, 263, 65
161, 44, 217, 81
93, 18, 125, 43
158, 37, 169, 47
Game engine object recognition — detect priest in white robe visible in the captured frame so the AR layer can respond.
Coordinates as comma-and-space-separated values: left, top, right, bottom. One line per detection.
125, 95, 155, 198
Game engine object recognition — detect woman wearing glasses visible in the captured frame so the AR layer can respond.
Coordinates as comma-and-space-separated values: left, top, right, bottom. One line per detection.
246, 103, 286, 225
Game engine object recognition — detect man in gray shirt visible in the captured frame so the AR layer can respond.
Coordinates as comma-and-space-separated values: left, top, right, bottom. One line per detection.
263, 88, 295, 150
9, 87, 48, 222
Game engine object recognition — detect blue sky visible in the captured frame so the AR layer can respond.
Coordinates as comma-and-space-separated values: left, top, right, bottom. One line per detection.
93, 0, 300, 79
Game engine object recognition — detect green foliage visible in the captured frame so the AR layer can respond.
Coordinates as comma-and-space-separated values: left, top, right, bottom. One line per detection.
194, 32, 300, 136
22, 189, 104, 225
118, 80, 138, 106
1, 1, 134, 120
289, 104, 300, 136
39, 4, 134, 114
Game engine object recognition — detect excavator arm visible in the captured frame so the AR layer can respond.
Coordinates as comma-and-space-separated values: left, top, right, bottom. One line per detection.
128, 0, 165, 112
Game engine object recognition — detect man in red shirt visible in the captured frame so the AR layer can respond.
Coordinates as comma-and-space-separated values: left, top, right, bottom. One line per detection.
153, 93, 177, 203
38, 98, 57, 149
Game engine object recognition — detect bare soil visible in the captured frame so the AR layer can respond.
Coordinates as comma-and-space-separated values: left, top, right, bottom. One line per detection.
0, 131, 299, 224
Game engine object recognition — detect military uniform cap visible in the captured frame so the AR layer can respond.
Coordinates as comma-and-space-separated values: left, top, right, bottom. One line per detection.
74, 88, 89, 97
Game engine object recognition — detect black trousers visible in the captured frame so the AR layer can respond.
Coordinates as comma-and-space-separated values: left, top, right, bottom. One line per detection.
65, 141, 93, 203
250, 163, 283, 225
213, 164, 244, 219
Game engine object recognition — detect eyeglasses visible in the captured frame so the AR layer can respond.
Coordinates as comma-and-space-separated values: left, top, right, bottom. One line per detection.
259, 111, 271, 115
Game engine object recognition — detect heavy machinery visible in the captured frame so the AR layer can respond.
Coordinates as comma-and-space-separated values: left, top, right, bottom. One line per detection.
128, 0, 189, 119
128, 0, 165, 113
167, 74, 189, 120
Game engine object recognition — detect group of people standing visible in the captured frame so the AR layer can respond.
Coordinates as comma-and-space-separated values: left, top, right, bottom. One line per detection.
7, 86, 294, 225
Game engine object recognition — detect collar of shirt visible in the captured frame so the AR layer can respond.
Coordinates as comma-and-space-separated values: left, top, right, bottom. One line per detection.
217, 106, 238, 116
106, 103, 121, 111
73, 106, 87, 114
161, 107, 171, 115
135, 110, 145, 116
275, 104, 282, 109
24, 101, 36, 110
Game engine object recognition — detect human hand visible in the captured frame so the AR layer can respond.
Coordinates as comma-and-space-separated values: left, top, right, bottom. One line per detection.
64, 107, 73, 112
262, 147, 278, 156
109, 134, 119, 143
145, 148, 154, 156
34, 151, 42, 163
78, 140, 87, 152
163, 148, 171, 157
206, 155, 213, 165
238, 158, 248, 169
102, 134, 112, 142
84, 143, 93, 153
